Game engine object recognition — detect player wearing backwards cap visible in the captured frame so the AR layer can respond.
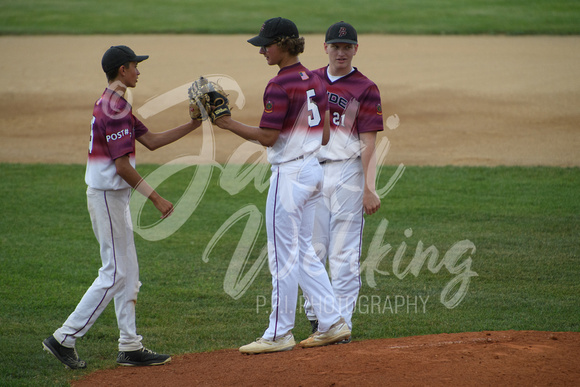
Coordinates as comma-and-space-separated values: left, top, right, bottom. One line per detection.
42, 45, 201, 369
214, 17, 351, 354
303, 22, 384, 337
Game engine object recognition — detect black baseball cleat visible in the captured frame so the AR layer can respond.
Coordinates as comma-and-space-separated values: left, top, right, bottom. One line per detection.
335, 336, 352, 345
42, 336, 87, 369
117, 347, 171, 366
310, 319, 319, 334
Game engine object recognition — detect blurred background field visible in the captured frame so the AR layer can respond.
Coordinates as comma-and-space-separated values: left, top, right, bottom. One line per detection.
1, 0, 579, 35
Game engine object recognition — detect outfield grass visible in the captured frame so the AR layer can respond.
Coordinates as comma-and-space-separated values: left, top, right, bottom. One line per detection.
1, 0, 580, 35
0, 163, 578, 386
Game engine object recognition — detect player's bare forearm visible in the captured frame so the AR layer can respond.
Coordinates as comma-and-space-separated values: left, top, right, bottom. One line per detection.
360, 131, 381, 215
322, 109, 330, 146
214, 116, 279, 147
114, 155, 173, 218
137, 119, 201, 151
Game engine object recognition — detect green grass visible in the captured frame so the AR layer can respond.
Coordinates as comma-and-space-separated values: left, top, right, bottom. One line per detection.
0, 163, 578, 386
1, 0, 580, 35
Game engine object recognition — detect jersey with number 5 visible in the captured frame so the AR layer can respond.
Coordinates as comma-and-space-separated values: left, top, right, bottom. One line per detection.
313, 66, 384, 162
259, 62, 327, 165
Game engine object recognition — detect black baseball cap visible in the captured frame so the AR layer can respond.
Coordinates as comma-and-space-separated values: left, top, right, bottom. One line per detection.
325, 21, 358, 45
247, 17, 299, 47
101, 45, 149, 73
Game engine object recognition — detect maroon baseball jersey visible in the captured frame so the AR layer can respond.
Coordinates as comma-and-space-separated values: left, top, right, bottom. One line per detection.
312, 66, 384, 161
85, 88, 148, 190
259, 62, 328, 164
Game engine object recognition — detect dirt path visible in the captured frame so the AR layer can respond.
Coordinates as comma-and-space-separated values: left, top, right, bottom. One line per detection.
1, 35, 579, 166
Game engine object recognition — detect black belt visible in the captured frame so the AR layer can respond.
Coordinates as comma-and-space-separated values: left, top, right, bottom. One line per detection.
319, 157, 360, 165
319, 159, 344, 165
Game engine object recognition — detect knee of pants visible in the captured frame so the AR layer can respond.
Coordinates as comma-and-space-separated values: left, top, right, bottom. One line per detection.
128, 280, 141, 302
114, 279, 141, 303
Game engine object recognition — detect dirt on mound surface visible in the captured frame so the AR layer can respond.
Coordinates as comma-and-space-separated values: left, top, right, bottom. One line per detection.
73, 331, 580, 386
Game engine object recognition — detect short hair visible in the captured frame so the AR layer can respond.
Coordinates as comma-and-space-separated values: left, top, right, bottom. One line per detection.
105, 61, 131, 82
277, 36, 305, 56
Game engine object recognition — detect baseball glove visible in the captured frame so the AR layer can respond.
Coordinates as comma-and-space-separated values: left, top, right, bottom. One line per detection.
187, 76, 231, 122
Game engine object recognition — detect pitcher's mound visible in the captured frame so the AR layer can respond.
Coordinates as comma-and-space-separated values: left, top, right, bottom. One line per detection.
73, 330, 580, 386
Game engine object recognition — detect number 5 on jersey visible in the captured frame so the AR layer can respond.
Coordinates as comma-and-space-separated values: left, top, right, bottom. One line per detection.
306, 89, 321, 127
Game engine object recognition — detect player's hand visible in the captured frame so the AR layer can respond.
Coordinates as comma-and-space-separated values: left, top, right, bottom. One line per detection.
363, 189, 380, 215
214, 115, 232, 129
150, 194, 174, 219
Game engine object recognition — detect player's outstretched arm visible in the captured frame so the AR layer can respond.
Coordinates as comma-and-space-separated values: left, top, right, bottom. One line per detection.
114, 155, 173, 219
214, 116, 279, 147
360, 131, 381, 215
137, 119, 201, 151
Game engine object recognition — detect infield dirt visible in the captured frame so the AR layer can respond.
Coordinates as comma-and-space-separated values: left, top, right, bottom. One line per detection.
2, 35, 579, 386
1, 35, 579, 167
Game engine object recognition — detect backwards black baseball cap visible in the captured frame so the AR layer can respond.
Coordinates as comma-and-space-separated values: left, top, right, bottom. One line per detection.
325, 21, 358, 45
101, 45, 149, 73
247, 17, 299, 47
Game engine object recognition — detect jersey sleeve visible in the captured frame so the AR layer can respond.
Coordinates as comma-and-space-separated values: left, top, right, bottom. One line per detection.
133, 115, 149, 138
106, 114, 137, 160
259, 82, 289, 130
357, 84, 384, 133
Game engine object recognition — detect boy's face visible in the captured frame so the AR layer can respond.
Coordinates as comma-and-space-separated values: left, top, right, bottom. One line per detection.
259, 42, 285, 67
120, 61, 140, 88
325, 42, 358, 72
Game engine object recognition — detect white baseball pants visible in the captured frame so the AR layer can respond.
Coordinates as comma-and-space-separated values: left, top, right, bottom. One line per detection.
305, 158, 364, 329
262, 156, 341, 341
53, 187, 143, 351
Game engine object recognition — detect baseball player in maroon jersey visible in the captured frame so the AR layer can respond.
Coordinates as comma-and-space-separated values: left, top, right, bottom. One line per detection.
42, 45, 201, 369
303, 21, 384, 337
214, 17, 351, 354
